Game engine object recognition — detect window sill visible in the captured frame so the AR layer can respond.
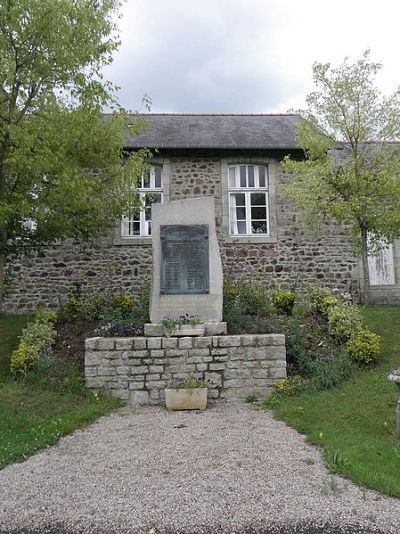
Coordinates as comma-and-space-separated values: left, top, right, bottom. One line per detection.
114, 236, 152, 246
226, 234, 278, 244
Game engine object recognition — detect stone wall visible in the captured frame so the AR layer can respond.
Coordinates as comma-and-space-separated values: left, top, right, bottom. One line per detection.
3, 151, 361, 312
85, 334, 286, 405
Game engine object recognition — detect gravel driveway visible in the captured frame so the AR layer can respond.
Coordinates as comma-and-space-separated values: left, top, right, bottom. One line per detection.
0, 405, 399, 534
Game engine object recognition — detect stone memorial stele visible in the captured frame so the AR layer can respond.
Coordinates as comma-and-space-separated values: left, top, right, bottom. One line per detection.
147, 197, 225, 333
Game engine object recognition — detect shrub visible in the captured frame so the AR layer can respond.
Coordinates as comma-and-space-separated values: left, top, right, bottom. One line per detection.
272, 289, 296, 315
304, 356, 356, 389
112, 293, 135, 317
308, 286, 334, 315
10, 342, 41, 376
36, 310, 58, 324
320, 295, 339, 316
327, 303, 362, 342
274, 375, 310, 397
20, 320, 57, 352
226, 279, 268, 316
347, 329, 381, 366
60, 297, 82, 321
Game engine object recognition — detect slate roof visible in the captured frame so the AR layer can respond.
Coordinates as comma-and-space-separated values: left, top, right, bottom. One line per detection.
122, 113, 300, 150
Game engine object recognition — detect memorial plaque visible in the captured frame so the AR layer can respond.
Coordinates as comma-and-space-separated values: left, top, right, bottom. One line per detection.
160, 225, 209, 295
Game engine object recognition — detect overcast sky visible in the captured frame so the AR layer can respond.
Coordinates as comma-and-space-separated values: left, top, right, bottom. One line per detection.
104, 0, 400, 113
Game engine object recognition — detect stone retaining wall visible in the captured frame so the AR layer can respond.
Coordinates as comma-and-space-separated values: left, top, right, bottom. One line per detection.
85, 334, 286, 406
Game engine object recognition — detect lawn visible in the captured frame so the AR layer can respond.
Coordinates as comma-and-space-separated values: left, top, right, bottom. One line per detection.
267, 306, 400, 497
0, 314, 122, 470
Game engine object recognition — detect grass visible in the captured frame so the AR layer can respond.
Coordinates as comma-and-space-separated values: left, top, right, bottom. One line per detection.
265, 306, 400, 497
0, 314, 123, 470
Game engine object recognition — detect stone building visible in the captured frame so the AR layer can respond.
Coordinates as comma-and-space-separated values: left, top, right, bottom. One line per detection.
4, 113, 399, 311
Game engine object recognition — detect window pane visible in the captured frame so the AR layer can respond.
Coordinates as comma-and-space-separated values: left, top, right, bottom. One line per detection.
248, 166, 254, 187
250, 192, 266, 206
240, 166, 246, 187
229, 167, 236, 187
234, 192, 245, 206
155, 167, 162, 188
237, 221, 247, 234
251, 221, 267, 234
236, 207, 246, 219
130, 221, 140, 235
251, 206, 266, 219
259, 166, 266, 187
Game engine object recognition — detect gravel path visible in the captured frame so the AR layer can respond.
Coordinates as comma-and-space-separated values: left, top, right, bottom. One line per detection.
0, 405, 399, 534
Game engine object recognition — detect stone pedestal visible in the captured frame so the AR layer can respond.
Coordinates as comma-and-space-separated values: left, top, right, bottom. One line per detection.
144, 322, 227, 337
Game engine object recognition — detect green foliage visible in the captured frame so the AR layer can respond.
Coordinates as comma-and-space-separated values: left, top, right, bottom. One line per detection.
271, 289, 296, 315
35, 310, 58, 324
161, 315, 202, 335
347, 329, 381, 366
245, 394, 259, 404
281, 51, 400, 298
10, 342, 41, 376
264, 306, 400, 498
223, 278, 268, 317
327, 303, 363, 342
168, 376, 209, 389
304, 356, 356, 390
0, 0, 152, 305
60, 291, 138, 322
20, 319, 57, 352
308, 286, 335, 315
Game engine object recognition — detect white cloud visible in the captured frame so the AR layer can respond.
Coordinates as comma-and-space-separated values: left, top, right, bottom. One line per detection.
103, 0, 400, 112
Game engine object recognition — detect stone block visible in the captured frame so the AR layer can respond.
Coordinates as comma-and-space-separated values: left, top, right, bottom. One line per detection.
85, 337, 100, 350
253, 369, 270, 379
165, 349, 188, 359
227, 347, 246, 360
85, 377, 105, 389
144, 323, 164, 337
130, 390, 149, 406
270, 367, 287, 379
205, 371, 222, 387
194, 336, 212, 348
96, 338, 115, 350
162, 337, 178, 349
205, 322, 227, 336
218, 335, 241, 347
196, 363, 208, 372
85, 351, 101, 366
116, 366, 129, 375
133, 338, 147, 350
112, 389, 129, 401
131, 366, 148, 375
178, 337, 193, 349
146, 373, 161, 381
223, 379, 241, 388
85, 368, 97, 377
186, 356, 205, 364
224, 369, 238, 379
149, 365, 164, 374
209, 363, 226, 371
147, 337, 162, 349
210, 348, 228, 356
188, 348, 210, 357
146, 380, 166, 390
271, 334, 286, 346
265, 346, 287, 360
115, 338, 133, 350
129, 382, 145, 390
226, 360, 241, 369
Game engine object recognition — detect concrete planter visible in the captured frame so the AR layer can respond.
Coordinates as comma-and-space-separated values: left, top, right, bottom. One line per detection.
167, 324, 205, 337
165, 388, 208, 410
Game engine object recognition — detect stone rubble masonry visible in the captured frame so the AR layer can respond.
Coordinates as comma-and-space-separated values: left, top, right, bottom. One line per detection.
85, 333, 287, 406
3, 153, 360, 312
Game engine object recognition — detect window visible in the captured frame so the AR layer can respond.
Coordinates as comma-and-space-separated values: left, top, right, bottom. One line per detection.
228, 164, 269, 235
121, 166, 163, 237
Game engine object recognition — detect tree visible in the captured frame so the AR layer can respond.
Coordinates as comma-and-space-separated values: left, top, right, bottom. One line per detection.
282, 51, 400, 303
0, 0, 150, 308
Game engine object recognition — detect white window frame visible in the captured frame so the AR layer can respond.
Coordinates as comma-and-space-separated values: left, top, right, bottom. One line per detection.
121, 166, 163, 238
228, 164, 270, 236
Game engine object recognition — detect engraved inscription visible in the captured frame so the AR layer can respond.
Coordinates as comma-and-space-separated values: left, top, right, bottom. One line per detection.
160, 225, 209, 295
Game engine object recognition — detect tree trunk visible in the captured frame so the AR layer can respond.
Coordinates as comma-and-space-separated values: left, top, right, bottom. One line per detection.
360, 226, 371, 305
